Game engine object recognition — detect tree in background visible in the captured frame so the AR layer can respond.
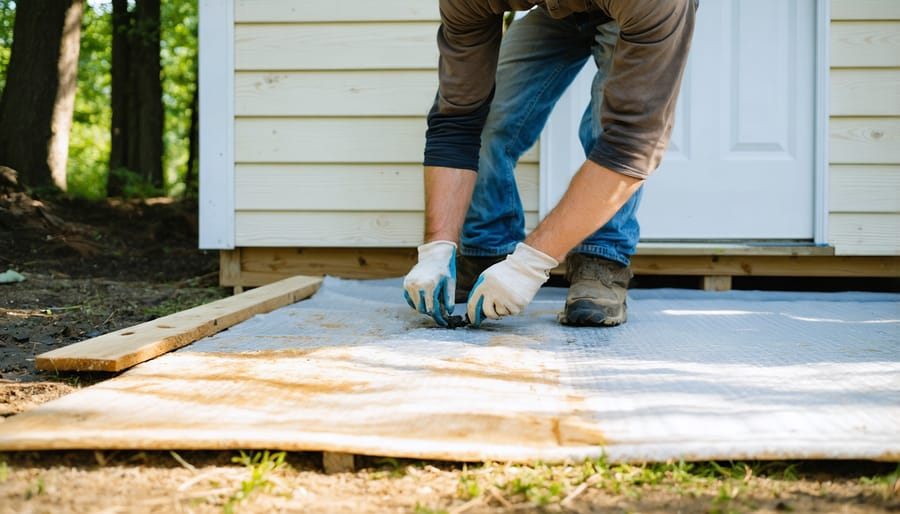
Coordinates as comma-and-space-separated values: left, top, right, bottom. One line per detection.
160, 0, 199, 198
0, 0, 84, 189
108, 0, 164, 195
67, 1, 112, 197
0, 0, 197, 198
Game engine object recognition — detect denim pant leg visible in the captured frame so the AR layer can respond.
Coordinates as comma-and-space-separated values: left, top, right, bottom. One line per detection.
461, 9, 594, 258
571, 26, 643, 267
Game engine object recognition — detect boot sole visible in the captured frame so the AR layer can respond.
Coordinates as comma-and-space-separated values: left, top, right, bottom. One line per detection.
559, 299, 627, 327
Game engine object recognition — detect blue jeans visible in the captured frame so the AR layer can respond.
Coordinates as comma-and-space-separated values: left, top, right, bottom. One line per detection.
460, 8, 642, 267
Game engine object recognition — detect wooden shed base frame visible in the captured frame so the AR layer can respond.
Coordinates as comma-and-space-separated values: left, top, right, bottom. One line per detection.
220, 246, 900, 291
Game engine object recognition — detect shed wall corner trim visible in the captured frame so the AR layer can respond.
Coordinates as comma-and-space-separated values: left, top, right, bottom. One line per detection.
198, 0, 235, 249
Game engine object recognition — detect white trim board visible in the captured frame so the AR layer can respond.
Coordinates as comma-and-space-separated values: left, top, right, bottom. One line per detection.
814, 0, 830, 245
198, 0, 235, 250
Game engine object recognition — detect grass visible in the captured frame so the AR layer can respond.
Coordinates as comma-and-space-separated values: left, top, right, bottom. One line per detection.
413, 505, 448, 514
432, 458, 874, 512
223, 450, 289, 514
23, 477, 45, 500
861, 463, 900, 499
140, 287, 227, 318
0, 452, 894, 513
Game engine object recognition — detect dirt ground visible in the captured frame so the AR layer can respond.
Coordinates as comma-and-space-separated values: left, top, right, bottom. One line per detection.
1, 169, 898, 513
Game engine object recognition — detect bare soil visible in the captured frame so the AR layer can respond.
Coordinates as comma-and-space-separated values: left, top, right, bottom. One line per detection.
0, 172, 898, 513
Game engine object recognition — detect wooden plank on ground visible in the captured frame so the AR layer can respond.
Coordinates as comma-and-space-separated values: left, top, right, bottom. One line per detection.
35, 275, 322, 373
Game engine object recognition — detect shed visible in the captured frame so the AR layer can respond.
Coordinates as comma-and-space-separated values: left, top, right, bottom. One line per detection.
198, 0, 899, 290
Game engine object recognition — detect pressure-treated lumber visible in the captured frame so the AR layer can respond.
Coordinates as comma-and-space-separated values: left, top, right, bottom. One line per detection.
220, 248, 899, 287
36, 275, 322, 372
323, 452, 356, 474
701, 275, 732, 291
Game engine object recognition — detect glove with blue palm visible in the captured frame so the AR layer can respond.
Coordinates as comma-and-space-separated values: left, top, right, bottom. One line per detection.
403, 240, 457, 327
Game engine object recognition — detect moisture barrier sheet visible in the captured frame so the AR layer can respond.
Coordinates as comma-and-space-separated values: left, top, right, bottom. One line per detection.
1, 277, 898, 462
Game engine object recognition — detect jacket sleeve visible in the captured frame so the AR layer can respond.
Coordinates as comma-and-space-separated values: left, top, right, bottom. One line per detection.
588, 0, 697, 179
423, 0, 505, 171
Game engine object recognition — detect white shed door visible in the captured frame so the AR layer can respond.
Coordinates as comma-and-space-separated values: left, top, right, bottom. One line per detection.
540, 0, 818, 240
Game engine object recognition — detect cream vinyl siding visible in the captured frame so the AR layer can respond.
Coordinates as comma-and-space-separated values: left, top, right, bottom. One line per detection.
828, 0, 900, 255
232, 1, 539, 247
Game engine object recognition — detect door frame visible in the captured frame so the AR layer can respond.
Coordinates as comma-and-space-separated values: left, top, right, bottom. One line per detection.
539, 0, 830, 245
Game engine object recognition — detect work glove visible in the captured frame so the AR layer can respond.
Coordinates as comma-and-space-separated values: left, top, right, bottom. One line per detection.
467, 242, 558, 327
403, 240, 457, 327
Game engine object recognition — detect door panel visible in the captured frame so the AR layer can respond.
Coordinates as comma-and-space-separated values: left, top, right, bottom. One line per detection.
540, 0, 818, 240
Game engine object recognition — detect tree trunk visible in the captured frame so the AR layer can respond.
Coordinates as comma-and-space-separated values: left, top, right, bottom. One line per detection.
0, 0, 83, 190
107, 0, 163, 196
133, 0, 164, 190
108, 0, 130, 196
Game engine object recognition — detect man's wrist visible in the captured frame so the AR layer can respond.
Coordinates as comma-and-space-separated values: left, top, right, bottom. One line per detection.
423, 166, 477, 245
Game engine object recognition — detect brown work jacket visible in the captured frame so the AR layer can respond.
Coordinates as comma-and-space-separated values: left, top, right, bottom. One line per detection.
426, 0, 697, 179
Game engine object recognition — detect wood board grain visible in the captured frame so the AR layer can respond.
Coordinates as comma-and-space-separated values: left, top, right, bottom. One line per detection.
35, 275, 322, 372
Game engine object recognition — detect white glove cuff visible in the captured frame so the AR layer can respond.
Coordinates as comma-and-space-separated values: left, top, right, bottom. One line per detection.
417, 240, 457, 259
511, 243, 559, 274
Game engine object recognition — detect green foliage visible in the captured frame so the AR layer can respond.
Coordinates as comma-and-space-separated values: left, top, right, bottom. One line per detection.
24, 476, 45, 500
224, 450, 288, 514
0, 1, 15, 93
11, 0, 198, 199
0, 1, 193, 199
457, 465, 481, 500
106, 167, 165, 199
860, 463, 900, 499
161, 0, 198, 197
67, 2, 113, 199
413, 505, 448, 514
450, 458, 818, 511
502, 462, 572, 505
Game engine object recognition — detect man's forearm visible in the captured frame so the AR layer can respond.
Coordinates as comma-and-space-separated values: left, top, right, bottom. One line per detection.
525, 160, 643, 261
424, 166, 478, 243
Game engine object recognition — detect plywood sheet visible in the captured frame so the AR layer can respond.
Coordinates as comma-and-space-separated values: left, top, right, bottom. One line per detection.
3, 278, 899, 463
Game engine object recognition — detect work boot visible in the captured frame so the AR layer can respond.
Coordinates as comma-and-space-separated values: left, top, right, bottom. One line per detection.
559, 253, 633, 327
455, 254, 508, 303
